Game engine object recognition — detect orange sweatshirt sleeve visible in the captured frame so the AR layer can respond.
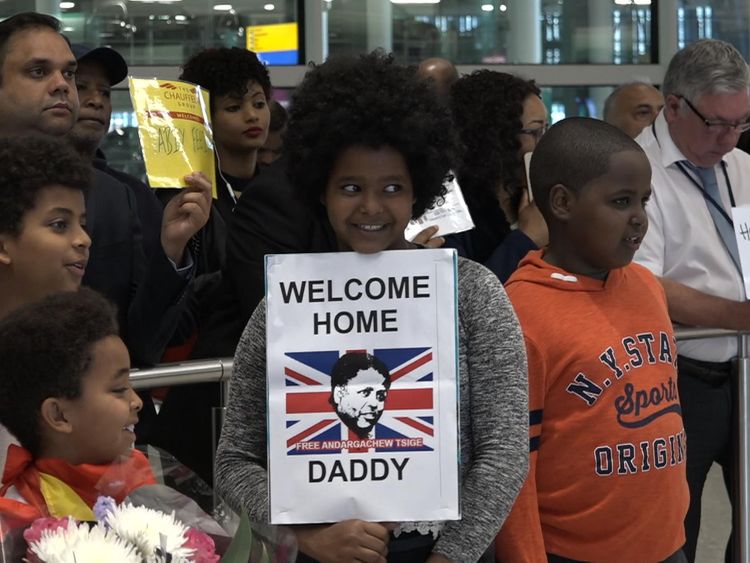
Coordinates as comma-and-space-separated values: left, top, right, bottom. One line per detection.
495, 336, 547, 563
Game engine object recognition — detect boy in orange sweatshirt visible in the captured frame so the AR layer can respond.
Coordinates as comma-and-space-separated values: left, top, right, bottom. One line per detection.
496, 117, 688, 563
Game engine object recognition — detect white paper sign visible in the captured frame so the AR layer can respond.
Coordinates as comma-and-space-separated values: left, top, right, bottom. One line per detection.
265, 249, 460, 524
524, 151, 533, 202
405, 175, 474, 241
731, 206, 750, 297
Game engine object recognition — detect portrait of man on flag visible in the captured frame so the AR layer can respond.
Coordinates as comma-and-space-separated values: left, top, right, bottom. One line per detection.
329, 352, 391, 438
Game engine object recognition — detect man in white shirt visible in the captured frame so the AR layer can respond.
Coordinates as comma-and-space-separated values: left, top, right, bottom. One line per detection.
635, 39, 750, 562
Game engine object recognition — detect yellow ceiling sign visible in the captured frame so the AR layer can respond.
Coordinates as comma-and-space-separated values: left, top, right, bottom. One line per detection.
246, 22, 299, 53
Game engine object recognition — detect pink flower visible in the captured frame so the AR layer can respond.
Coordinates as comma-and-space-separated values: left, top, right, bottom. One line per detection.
183, 528, 219, 563
23, 516, 70, 545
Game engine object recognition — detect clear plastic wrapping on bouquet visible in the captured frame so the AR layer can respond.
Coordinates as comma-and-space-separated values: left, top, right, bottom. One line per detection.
0, 445, 297, 562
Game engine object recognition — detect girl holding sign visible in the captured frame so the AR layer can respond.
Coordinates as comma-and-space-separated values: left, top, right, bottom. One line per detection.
215, 51, 529, 563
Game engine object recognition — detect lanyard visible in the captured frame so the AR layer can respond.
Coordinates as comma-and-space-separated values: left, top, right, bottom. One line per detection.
675, 161, 736, 226
651, 122, 737, 227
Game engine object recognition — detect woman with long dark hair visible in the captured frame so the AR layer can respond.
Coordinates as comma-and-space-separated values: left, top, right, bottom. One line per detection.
445, 71, 549, 282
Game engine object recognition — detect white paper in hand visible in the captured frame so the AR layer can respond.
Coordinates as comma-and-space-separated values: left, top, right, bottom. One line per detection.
731, 206, 750, 297
405, 174, 474, 241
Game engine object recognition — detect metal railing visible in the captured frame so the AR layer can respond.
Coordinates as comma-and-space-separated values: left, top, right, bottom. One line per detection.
130, 328, 750, 562
130, 357, 233, 391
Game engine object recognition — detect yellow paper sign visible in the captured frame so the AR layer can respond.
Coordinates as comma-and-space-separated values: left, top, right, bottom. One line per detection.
129, 78, 217, 197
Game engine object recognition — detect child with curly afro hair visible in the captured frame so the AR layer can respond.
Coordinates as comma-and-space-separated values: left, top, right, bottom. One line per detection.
215, 51, 529, 563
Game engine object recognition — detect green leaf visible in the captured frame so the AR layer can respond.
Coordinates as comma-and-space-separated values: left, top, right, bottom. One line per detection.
220, 510, 254, 563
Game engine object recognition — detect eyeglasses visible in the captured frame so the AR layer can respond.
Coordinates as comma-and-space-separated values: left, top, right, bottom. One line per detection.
519, 123, 549, 142
679, 95, 750, 133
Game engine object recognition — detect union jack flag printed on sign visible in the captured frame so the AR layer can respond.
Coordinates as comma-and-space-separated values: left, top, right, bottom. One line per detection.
284, 347, 435, 455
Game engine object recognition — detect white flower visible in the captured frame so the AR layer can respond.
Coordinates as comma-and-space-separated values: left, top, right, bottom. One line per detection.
28, 518, 141, 563
102, 503, 194, 560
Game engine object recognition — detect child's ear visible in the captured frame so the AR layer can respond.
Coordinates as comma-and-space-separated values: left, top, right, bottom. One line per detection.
40, 398, 74, 434
0, 235, 12, 266
548, 183, 575, 221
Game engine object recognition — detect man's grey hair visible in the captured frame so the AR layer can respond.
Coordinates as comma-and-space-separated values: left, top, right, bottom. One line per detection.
662, 39, 750, 103
603, 81, 657, 122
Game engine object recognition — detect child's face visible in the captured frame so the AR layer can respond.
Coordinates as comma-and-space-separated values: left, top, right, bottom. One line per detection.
62, 335, 142, 465
564, 150, 651, 277
0, 185, 89, 301
323, 145, 414, 254
212, 80, 270, 156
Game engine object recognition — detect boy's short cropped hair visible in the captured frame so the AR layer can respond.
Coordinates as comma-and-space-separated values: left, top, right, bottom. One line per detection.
0, 134, 91, 235
529, 117, 643, 218
180, 47, 272, 107
0, 288, 118, 455
284, 50, 458, 219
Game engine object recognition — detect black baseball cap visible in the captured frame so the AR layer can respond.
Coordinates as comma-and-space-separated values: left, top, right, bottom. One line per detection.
71, 44, 128, 86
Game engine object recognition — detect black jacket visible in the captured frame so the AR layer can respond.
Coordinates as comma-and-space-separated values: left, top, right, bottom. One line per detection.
151, 158, 336, 483
193, 158, 337, 358
444, 189, 537, 284
84, 167, 189, 367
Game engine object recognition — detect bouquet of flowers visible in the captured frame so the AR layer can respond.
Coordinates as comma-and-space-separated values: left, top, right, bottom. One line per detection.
22, 496, 219, 563
1, 447, 297, 562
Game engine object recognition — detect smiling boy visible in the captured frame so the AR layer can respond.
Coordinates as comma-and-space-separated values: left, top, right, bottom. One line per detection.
0, 134, 94, 473
0, 289, 154, 531
495, 118, 688, 562
0, 134, 91, 320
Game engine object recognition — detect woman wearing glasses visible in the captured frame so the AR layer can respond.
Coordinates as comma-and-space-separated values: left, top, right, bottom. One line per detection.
444, 71, 549, 282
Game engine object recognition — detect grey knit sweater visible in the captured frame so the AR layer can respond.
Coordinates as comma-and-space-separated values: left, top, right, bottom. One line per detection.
215, 257, 529, 562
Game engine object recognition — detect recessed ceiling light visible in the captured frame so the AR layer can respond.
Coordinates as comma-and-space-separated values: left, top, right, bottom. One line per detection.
264, 3, 275, 10
213, 3, 232, 10
481, 4, 494, 11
